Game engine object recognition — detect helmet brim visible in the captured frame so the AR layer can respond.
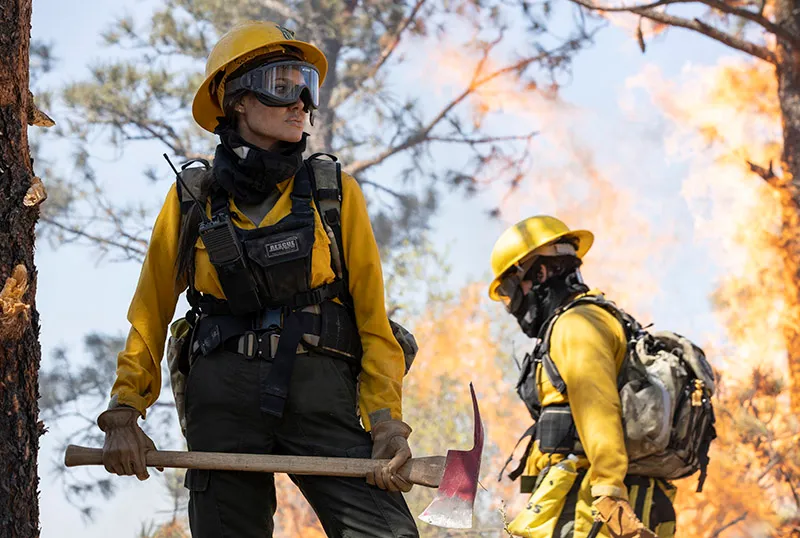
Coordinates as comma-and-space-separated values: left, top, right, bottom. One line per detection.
192, 40, 328, 134
487, 229, 594, 301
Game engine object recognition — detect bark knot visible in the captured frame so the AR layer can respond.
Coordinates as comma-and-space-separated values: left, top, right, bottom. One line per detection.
0, 264, 31, 342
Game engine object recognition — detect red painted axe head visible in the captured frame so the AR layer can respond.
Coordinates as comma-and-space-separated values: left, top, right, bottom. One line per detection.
418, 382, 485, 529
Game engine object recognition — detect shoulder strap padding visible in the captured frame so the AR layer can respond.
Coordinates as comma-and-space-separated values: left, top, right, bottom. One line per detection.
538, 295, 630, 395
176, 166, 213, 214
307, 156, 351, 301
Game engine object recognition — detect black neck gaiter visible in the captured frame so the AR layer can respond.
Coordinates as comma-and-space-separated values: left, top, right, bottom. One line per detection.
513, 271, 590, 338
212, 119, 307, 204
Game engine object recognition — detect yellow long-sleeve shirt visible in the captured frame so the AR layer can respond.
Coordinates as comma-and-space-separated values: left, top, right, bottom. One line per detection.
524, 294, 629, 500
111, 170, 405, 430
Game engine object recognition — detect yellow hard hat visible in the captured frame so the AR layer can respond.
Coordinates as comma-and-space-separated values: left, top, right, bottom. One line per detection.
488, 215, 593, 301
192, 21, 329, 133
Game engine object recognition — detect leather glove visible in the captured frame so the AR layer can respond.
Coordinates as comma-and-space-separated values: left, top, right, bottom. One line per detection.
365, 419, 413, 492
593, 496, 657, 538
97, 407, 160, 481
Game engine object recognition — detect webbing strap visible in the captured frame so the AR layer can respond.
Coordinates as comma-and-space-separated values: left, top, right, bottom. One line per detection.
500, 423, 537, 482
306, 157, 353, 307
290, 280, 346, 308
538, 294, 632, 395
260, 310, 316, 417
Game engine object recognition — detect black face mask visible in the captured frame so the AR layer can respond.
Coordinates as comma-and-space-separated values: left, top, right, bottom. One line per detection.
212, 118, 308, 204
511, 271, 589, 338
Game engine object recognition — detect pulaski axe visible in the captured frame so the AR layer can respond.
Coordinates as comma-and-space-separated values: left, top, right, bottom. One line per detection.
65, 383, 485, 529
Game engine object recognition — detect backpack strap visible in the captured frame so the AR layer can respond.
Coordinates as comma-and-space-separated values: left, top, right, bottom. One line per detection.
537, 295, 631, 395
174, 160, 213, 320
306, 153, 353, 307
176, 159, 212, 215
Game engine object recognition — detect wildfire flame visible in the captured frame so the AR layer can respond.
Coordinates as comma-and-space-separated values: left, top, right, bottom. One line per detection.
429, 41, 800, 535
626, 58, 789, 384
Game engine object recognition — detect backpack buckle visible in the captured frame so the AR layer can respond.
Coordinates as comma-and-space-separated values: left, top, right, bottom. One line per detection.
691, 379, 705, 407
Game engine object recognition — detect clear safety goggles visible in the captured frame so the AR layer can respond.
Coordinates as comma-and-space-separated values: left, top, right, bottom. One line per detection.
225, 60, 320, 109
495, 242, 578, 308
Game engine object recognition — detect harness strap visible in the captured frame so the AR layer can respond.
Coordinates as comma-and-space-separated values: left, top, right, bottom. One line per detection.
499, 423, 537, 483
290, 280, 346, 308
260, 310, 316, 417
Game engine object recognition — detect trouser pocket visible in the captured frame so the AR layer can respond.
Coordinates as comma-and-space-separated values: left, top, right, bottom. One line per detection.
185, 469, 224, 538
508, 463, 579, 537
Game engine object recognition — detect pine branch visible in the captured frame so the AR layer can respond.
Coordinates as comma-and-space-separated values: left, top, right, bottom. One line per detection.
332, 0, 429, 108
39, 216, 147, 261
748, 159, 782, 188
631, 9, 777, 63
348, 48, 552, 175
359, 179, 407, 200
710, 512, 748, 537
568, 0, 778, 63
568, 0, 689, 12
696, 0, 799, 45
427, 132, 539, 145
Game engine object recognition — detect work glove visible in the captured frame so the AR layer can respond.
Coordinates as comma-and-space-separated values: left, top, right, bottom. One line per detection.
366, 419, 413, 492
97, 407, 160, 481
592, 496, 657, 538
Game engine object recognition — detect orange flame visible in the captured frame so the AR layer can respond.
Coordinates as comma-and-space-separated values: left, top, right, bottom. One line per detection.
626, 58, 789, 383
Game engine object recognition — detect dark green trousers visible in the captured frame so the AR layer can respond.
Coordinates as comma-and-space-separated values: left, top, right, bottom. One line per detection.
184, 349, 419, 538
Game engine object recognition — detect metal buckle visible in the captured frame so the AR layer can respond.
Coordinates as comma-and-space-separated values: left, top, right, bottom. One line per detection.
267, 333, 307, 359
237, 331, 258, 359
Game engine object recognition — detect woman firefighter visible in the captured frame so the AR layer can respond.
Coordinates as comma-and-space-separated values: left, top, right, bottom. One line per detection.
96, 21, 420, 537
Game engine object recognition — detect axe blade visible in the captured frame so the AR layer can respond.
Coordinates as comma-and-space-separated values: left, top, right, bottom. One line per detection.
418, 383, 484, 529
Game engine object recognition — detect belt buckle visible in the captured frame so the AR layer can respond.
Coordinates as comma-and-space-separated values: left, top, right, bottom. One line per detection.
254, 307, 283, 331
268, 333, 308, 359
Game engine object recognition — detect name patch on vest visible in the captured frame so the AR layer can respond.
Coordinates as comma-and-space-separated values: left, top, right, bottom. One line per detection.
266, 237, 300, 257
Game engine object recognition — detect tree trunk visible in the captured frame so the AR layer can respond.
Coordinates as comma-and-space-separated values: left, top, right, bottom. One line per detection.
774, 0, 800, 416
0, 0, 43, 536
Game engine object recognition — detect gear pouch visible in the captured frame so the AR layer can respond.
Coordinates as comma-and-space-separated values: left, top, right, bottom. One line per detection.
389, 319, 417, 374
245, 222, 315, 303
167, 317, 192, 436
507, 460, 578, 537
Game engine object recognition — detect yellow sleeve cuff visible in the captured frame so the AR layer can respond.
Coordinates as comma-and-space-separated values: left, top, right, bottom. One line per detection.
591, 484, 628, 501
112, 393, 150, 419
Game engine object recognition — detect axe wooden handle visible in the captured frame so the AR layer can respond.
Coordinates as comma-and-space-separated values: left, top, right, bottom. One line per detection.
64, 445, 445, 488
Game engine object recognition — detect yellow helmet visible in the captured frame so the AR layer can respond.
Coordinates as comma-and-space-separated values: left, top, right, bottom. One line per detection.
488, 215, 593, 301
192, 21, 329, 133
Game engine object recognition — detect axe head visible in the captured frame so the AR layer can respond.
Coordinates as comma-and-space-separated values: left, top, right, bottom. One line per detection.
418, 383, 484, 529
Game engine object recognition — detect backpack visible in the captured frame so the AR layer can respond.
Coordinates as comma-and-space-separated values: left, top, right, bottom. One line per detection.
514, 294, 716, 491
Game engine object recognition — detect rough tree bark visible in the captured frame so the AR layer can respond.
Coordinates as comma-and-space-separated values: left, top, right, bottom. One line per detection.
0, 0, 45, 536
773, 0, 800, 416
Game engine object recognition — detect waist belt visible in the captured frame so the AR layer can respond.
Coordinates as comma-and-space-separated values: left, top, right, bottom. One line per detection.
192, 307, 293, 356
190, 300, 361, 418
223, 331, 309, 359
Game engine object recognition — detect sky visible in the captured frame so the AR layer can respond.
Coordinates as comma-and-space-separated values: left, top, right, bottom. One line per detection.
28, 0, 748, 536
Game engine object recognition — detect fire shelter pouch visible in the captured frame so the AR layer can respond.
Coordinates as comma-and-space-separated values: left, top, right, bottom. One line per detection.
507, 459, 578, 537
